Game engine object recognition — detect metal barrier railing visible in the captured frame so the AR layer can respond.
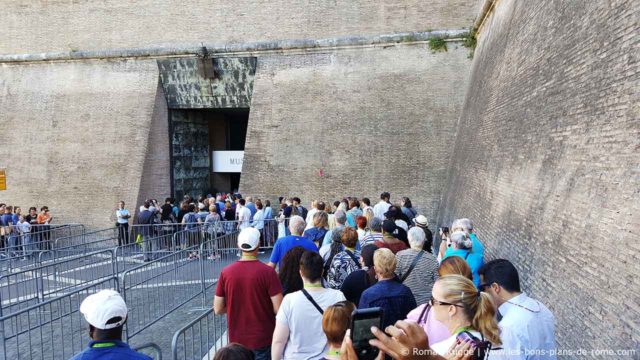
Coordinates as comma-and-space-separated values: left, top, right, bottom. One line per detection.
0, 222, 268, 359
115, 232, 176, 273
54, 226, 117, 250
133, 342, 163, 359
120, 245, 203, 341
171, 308, 228, 360
0, 224, 86, 269
0, 277, 119, 360
0, 249, 116, 316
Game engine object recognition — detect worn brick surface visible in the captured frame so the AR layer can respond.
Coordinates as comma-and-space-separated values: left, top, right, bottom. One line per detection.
0, 1, 475, 54
438, 0, 640, 356
240, 44, 472, 227
0, 60, 162, 229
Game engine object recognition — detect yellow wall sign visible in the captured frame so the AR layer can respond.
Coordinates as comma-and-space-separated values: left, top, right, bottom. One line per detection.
0, 168, 6, 190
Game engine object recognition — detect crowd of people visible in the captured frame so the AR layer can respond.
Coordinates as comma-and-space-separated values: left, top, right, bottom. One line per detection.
68, 192, 557, 359
210, 192, 558, 360
0, 203, 54, 259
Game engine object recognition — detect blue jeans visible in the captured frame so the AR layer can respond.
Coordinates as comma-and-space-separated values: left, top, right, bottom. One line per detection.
253, 346, 271, 360
21, 234, 35, 257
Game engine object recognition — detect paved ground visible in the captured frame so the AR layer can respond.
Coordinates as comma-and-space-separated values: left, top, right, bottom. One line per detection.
0, 238, 271, 360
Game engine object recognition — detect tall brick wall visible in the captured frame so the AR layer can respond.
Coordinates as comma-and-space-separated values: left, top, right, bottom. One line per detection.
438, 0, 640, 355
0, 1, 475, 54
241, 44, 472, 227
0, 60, 163, 229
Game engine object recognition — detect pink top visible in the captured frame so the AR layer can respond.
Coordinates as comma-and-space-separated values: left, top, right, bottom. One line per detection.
405, 304, 451, 346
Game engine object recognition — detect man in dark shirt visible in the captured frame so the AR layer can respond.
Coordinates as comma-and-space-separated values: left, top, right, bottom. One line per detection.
137, 202, 155, 261
1, 206, 17, 255
359, 248, 416, 329
24, 207, 40, 244
214, 227, 283, 360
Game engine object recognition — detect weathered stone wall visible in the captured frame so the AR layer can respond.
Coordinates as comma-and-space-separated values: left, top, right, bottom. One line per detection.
158, 57, 256, 109
241, 44, 472, 226
0, 1, 475, 54
438, 0, 640, 354
0, 60, 162, 229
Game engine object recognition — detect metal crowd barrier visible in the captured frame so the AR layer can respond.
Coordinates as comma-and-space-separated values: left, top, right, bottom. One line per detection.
171, 308, 227, 360
0, 249, 116, 316
120, 245, 203, 341
0, 277, 119, 360
115, 232, 176, 273
0, 224, 86, 271
133, 342, 163, 359
0, 220, 273, 359
54, 226, 117, 250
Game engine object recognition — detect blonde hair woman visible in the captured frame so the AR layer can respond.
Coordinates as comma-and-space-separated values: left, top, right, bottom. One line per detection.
358, 248, 416, 329
429, 274, 501, 357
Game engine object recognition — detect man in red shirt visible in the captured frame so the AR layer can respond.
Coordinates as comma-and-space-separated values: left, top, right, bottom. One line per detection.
214, 227, 283, 359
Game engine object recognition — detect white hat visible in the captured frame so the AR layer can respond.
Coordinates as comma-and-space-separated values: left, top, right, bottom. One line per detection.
80, 289, 128, 330
413, 215, 428, 227
238, 227, 261, 251
198, 203, 206, 210
395, 219, 409, 232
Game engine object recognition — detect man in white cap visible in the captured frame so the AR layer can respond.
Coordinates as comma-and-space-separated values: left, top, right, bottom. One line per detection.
70, 289, 151, 360
412, 214, 434, 253
214, 227, 282, 360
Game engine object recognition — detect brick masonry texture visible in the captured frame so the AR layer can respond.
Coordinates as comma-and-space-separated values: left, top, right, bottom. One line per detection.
0, 60, 162, 229
240, 44, 472, 228
437, 0, 640, 355
0, 1, 475, 54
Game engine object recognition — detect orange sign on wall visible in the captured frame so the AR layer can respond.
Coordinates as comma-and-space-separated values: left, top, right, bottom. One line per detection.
0, 168, 6, 191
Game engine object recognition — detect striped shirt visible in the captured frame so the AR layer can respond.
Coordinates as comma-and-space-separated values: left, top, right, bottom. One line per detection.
360, 232, 383, 248
395, 248, 439, 305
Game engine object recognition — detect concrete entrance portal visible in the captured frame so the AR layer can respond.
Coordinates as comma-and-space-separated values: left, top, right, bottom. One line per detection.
157, 56, 256, 200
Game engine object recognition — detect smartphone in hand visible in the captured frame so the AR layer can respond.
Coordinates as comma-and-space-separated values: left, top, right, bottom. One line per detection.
351, 307, 383, 360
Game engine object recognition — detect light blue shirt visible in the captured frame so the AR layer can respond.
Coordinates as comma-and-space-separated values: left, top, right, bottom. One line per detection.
442, 248, 484, 287
496, 293, 557, 359
116, 209, 130, 224
322, 225, 346, 247
251, 209, 265, 230
470, 233, 485, 255
264, 206, 273, 220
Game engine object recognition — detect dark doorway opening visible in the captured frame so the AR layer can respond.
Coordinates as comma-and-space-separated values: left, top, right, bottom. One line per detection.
207, 108, 249, 194
169, 108, 249, 200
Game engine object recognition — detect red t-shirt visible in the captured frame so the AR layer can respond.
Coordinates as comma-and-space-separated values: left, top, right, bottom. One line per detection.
374, 239, 408, 254
215, 260, 282, 349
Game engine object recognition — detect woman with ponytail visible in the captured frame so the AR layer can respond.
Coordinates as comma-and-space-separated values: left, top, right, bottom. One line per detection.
429, 274, 501, 358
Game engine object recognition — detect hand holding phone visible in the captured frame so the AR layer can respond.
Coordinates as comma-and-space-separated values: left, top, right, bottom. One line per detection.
351, 307, 383, 360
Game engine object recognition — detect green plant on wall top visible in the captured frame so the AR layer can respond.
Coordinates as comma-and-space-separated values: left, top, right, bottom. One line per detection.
428, 37, 448, 52
462, 27, 477, 58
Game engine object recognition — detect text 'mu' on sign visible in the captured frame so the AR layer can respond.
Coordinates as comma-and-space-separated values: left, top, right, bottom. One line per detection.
212, 151, 244, 173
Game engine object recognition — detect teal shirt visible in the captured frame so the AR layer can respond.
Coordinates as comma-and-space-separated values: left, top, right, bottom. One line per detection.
443, 248, 484, 288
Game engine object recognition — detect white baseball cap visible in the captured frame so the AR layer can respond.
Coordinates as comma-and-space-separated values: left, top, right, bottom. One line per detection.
80, 289, 128, 330
238, 227, 261, 251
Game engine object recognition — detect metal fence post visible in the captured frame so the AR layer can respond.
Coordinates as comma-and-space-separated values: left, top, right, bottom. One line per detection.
199, 241, 207, 309
0, 305, 6, 360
